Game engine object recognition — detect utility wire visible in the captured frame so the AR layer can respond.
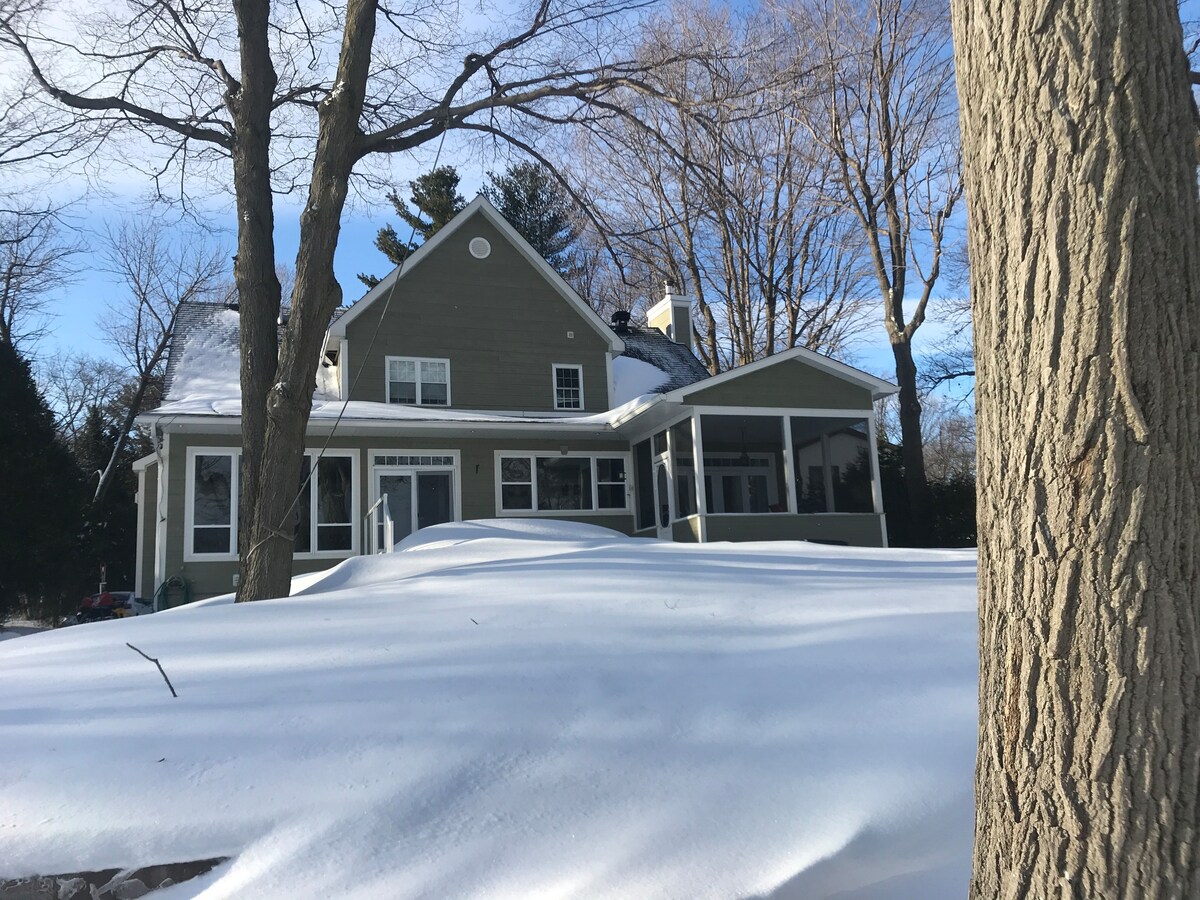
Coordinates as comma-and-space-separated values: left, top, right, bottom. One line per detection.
246, 127, 450, 566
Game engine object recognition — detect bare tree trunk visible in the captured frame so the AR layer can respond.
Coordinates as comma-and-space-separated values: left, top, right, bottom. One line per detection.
954, 0, 1200, 895
890, 335, 930, 542
231, 0, 283, 599
238, 0, 376, 602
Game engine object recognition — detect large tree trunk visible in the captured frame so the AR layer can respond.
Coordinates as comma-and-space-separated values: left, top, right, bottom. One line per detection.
238, 0, 377, 602
953, 1, 1200, 895
231, 0, 283, 600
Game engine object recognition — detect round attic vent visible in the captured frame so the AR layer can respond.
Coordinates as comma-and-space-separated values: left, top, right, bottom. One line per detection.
468, 237, 491, 259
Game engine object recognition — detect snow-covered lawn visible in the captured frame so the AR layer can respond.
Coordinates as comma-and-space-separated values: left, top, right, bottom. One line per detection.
0, 522, 978, 899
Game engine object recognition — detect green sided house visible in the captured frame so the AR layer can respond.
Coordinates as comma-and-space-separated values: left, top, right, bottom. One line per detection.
133, 196, 898, 603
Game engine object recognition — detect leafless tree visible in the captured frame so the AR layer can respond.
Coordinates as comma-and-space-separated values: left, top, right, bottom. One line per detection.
572, 3, 870, 371
0, 0, 706, 601
0, 202, 80, 351
955, 0, 1200, 892
93, 219, 227, 505
795, 0, 961, 545
38, 354, 130, 444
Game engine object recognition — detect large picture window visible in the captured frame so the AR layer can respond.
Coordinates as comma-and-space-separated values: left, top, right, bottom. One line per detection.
294, 452, 356, 553
191, 452, 236, 555
497, 454, 628, 513
386, 356, 450, 406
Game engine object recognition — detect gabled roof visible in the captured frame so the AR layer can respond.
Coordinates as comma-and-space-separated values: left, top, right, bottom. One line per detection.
613, 324, 709, 393
329, 195, 624, 352
667, 345, 897, 402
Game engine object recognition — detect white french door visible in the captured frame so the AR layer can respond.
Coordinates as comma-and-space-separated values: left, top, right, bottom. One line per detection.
374, 467, 455, 549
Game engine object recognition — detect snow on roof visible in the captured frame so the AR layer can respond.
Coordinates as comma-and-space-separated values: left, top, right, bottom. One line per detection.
164, 301, 346, 404
613, 324, 709, 393
0, 529, 978, 897
164, 306, 241, 401
611, 355, 670, 406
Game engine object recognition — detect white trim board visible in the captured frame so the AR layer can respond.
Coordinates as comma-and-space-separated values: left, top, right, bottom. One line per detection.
667, 346, 897, 402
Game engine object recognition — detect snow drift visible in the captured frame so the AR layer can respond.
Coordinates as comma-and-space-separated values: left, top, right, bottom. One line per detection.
0, 523, 978, 898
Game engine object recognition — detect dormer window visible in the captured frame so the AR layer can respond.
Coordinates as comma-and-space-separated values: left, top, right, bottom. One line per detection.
553, 364, 584, 410
387, 356, 450, 406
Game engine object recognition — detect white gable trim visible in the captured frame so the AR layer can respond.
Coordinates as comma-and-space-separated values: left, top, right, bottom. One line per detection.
667, 346, 897, 402
329, 196, 624, 352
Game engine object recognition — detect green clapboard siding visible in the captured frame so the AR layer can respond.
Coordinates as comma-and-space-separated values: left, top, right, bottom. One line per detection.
345, 210, 612, 412
681, 358, 873, 409
159, 430, 636, 602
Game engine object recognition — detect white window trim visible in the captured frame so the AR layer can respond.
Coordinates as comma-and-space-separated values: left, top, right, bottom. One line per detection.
385, 355, 452, 406
551, 363, 585, 411
295, 448, 361, 558
184, 446, 240, 562
368, 449, 463, 535
494, 451, 631, 516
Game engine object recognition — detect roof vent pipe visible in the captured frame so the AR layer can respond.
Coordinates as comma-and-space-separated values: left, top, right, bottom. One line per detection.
610, 309, 632, 332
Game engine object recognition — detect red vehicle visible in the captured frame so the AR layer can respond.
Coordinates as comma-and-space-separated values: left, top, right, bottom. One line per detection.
75, 591, 144, 623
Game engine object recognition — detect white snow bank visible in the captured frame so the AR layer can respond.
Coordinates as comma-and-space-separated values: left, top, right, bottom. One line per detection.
0, 532, 978, 899
611, 355, 670, 405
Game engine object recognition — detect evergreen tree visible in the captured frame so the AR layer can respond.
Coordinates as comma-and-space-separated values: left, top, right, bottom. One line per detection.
0, 341, 85, 621
484, 162, 581, 276
358, 166, 466, 287
73, 405, 143, 593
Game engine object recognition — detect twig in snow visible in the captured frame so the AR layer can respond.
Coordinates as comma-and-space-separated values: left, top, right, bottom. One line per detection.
126, 643, 178, 698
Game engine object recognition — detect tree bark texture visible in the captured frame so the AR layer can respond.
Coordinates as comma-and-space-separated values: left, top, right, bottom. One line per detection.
238, 0, 377, 602
953, 1, 1200, 896
231, 0, 283, 600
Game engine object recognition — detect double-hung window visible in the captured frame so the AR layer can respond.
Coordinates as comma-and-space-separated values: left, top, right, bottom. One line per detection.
387, 356, 450, 406
188, 449, 238, 557
498, 453, 628, 512
294, 452, 357, 554
552, 364, 584, 410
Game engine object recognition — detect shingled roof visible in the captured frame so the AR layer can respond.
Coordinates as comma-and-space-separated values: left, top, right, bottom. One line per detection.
612, 324, 710, 393
163, 301, 347, 401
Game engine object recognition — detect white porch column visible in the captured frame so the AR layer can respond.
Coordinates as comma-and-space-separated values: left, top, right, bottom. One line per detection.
782, 415, 798, 513
691, 411, 708, 542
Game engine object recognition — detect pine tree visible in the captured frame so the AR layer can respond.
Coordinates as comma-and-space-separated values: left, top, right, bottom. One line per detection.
73, 405, 142, 592
358, 166, 466, 287
0, 341, 85, 621
484, 162, 581, 276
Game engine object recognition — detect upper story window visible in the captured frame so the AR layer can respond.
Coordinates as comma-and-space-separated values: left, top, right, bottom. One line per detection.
553, 364, 584, 411
387, 356, 450, 406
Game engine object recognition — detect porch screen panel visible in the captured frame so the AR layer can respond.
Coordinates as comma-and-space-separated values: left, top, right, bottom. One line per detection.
670, 420, 697, 518
790, 417, 873, 513
634, 440, 654, 530
699, 415, 788, 513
